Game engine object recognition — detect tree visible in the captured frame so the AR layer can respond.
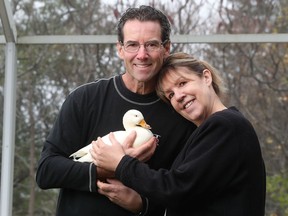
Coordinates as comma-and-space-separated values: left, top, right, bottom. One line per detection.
210, 0, 288, 214
10, 0, 123, 215
1, 0, 287, 214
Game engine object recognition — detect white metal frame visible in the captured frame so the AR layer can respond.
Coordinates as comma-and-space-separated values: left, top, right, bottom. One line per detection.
1, 0, 17, 215
1, 34, 288, 45
1, 0, 288, 215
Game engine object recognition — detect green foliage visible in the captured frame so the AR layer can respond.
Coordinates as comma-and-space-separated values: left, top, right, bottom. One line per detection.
267, 174, 288, 214
1, 0, 288, 215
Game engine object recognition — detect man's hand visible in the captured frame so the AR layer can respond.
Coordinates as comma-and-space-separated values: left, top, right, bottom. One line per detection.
123, 131, 158, 162
97, 179, 143, 214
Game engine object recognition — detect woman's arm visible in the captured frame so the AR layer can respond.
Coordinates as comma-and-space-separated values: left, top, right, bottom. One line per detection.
93, 114, 248, 207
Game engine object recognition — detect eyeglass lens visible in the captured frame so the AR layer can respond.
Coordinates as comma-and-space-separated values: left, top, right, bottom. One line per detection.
123, 40, 165, 52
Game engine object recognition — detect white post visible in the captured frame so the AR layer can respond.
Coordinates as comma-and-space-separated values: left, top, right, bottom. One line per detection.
1, 42, 17, 216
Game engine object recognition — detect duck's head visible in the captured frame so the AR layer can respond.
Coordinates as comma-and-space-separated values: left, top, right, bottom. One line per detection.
123, 109, 151, 130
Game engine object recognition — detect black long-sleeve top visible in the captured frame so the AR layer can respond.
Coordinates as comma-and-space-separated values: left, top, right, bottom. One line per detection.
36, 75, 196, 216
115, 107, 266, 216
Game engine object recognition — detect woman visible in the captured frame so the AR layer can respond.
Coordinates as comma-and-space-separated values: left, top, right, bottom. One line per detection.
92, 52, 266, 216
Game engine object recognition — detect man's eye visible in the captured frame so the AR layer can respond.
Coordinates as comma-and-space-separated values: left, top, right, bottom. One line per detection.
126, 43, 138, 47
146, 42, 159, 48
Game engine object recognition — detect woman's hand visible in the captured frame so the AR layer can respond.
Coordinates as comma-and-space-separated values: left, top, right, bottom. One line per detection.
91, 133, 125, 171
91, 131, 158, 171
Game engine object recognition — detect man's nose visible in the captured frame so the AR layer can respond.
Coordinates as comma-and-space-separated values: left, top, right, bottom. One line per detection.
136, 45, 149, 58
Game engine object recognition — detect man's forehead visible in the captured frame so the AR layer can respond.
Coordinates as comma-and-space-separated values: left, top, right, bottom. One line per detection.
122, 20, 162, 37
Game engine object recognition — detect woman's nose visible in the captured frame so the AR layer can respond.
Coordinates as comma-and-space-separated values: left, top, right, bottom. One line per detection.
174, 90, 185, 102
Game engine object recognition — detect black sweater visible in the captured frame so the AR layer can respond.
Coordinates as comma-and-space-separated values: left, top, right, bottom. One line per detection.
36, 75, 196, 216
116, 107, 266, 216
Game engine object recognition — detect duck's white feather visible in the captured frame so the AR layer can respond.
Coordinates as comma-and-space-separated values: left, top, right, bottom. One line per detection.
69, 109, 153, 162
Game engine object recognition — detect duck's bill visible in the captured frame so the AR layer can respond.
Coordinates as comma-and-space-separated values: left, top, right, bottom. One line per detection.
138, 119, 152, 129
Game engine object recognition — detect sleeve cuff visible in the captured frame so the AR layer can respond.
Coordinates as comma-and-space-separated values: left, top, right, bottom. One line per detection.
115, 155, 135, 181
135, 196, 149, 216
89, 162, 97, 192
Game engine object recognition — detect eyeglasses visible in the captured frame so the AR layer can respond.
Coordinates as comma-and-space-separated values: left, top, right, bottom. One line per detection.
120, 40, 168, 53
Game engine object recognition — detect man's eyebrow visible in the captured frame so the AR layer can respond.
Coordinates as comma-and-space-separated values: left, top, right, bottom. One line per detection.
125, 40, 160, 43
124, 40, 138, 43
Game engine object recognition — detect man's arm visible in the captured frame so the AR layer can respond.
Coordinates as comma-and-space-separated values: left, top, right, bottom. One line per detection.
90, 131, 158, 214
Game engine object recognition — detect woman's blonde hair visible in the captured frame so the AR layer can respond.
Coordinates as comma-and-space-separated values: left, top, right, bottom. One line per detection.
156, 52, 227, 103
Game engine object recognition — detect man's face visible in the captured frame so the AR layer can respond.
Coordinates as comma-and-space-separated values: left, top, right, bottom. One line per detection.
117, 20, 170, 83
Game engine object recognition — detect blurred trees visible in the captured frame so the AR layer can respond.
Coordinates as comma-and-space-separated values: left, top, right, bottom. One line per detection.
0, 0, 287, 215
210, 0, 288, 214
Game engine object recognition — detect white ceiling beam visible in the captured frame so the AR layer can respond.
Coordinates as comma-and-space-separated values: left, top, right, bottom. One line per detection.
17, 35, 117, 44
172, 34, 288, 43
0, 34, 286, 45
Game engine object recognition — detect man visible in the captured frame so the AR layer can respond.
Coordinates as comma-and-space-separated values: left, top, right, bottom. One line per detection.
36, 5, 196, 216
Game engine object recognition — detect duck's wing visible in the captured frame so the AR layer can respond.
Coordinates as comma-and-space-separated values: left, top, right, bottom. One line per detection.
100, 130, 127, 145
73, 151, 93, 162
102, 129, 153, 147
132, 127, 154, 147
69, 130, 127, 162
69, 144, 92, 160
69, 128, 153, 162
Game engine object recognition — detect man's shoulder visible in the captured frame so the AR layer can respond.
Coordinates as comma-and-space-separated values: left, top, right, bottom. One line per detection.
70, 76, 116, 95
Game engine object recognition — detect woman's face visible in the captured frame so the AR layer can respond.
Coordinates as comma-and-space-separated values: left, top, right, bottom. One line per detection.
161, 67, 216, 126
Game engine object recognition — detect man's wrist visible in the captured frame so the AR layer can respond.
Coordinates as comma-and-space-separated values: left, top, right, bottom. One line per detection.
135, 196, 148, 216
96, 166, 114, 181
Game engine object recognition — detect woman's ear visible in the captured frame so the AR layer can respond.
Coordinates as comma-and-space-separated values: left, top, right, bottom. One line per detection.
203, 69, 213, 86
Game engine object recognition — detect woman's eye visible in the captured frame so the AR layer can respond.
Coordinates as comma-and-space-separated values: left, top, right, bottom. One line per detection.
168, 93, 174, 99
179, 82, 186, 87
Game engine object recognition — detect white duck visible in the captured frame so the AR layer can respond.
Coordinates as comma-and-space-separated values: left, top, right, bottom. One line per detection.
69, 109, 153, 162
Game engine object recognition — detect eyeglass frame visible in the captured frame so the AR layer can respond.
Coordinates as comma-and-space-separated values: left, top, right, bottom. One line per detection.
119, 39, 169, 53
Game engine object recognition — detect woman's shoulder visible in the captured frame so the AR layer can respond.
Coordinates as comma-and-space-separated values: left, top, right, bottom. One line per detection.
205, 106, 253, 132
210, 106, 244, 122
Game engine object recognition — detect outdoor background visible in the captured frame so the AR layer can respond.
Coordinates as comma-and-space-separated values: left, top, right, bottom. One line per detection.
0, 0, 287, 215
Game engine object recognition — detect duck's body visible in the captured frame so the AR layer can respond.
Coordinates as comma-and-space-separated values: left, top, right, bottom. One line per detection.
70, 109, 153, 162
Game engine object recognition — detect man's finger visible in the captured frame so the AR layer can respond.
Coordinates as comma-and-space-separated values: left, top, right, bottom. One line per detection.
135, 136, 157, 162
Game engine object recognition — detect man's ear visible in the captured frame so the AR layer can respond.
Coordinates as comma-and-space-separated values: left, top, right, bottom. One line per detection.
117, 42, 124, 59
163, 40, 171, 58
